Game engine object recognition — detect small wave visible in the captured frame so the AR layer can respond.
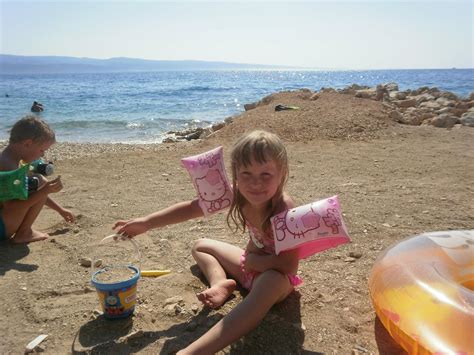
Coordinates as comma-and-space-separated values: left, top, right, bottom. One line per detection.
163, 85, 236, 96
53, 119, 129, 129
126, 122, 145, 129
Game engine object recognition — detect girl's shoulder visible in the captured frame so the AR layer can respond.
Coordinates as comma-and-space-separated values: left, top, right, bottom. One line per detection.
277, 192, 295, 213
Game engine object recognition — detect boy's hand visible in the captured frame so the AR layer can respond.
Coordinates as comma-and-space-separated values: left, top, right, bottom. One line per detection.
113, 218, 149, 238
44, 176, 63, 194
59, 208, 75, 223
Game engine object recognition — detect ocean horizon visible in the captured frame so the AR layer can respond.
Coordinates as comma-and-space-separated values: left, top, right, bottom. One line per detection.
1, 68, 472, 144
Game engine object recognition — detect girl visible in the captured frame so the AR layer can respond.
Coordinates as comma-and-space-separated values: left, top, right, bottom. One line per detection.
114, 130, 300, 354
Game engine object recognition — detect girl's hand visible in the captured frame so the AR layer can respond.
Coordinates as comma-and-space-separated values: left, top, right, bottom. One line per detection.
113, 218, 149, 238
59, 208, 75, 223
242, 252, 259, 273
245, 240, 265, 255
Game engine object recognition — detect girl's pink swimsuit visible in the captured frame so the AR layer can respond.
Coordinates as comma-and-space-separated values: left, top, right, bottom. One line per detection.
240, 222, 303, 290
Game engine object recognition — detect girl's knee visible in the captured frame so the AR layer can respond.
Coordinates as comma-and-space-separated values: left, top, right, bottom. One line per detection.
263, 269, 287, 282
258, 270, 290, 289
192, 238, 211, 255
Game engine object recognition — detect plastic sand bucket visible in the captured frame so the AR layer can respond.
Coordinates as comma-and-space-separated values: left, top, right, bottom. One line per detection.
91, 234, 141, 319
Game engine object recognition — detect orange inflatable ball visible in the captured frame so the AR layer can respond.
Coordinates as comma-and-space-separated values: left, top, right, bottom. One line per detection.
369, 230, 473, 354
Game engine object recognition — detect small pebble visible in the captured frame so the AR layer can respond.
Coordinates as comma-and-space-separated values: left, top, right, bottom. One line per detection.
79, 258, 92, 267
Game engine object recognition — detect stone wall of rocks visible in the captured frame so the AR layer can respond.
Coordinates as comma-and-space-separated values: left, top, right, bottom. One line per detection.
162, 83, 473, 142
346, 83, 474, 128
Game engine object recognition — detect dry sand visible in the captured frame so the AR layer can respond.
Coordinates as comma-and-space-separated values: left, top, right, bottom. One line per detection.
1, 92, 473, 354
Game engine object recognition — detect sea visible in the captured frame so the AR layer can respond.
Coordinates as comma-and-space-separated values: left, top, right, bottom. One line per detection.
0, 69, 472, 144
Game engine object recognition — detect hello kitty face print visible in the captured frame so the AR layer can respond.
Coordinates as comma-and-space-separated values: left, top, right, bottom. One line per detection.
271, 196, 350, 259
182, 146, 233, 216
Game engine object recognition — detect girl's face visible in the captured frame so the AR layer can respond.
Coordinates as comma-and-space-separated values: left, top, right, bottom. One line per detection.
237, 158, 282, 209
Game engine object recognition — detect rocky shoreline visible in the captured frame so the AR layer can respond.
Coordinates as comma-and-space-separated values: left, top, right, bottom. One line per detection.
163, 82, 474, 143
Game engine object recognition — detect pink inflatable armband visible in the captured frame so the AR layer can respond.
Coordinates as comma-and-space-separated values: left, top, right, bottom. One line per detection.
182, 146, 233, 217
271, 195, 350, 259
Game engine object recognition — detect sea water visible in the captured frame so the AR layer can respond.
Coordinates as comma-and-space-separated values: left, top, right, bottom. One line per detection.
0, 69, 472, 143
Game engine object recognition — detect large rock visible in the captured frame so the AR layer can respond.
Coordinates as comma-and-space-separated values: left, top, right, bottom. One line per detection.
435, 107, 465, 117
375, 85, 388, 101
415, 93, 436, 105
243, 93, 276, 111
382, 82, 399, 92
393, 98, 417, 108
436, 97, 455, 107
244, 102, 257, 111
297, 88, 314, 100
339, 84, 369, 95
440, 92, 458, 100
389, 91, 407, 100
455, 100, 474, 110
355, 89, 376, 99
420, 101, 442, 110
430, 113, 459, 128
389, 110, 403, 122
460, 111, 474, 127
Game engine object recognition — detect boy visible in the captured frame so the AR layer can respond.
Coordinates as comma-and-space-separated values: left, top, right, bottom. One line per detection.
0, 115, 74, 244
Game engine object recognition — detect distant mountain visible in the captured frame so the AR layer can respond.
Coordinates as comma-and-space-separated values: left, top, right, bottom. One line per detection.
0, 54, 289, 74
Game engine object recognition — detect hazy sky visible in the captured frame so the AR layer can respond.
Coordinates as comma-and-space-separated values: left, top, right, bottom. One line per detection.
0, 0, 472, 69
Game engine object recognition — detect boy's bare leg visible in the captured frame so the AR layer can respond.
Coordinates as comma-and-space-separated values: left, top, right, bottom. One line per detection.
177, 269, 293, 355
4, 195, 49, 243
192, 239, 244, 308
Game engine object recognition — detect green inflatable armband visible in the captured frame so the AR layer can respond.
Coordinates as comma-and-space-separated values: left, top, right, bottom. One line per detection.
0, 164, 30, 202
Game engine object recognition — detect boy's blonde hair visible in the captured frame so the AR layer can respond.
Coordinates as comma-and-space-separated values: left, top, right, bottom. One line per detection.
9, 115, 56, 144
227, 130, 289, 233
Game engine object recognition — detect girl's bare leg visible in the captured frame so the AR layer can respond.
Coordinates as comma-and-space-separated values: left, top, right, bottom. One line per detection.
191, 238, 245, 309
177, 269, 293, 355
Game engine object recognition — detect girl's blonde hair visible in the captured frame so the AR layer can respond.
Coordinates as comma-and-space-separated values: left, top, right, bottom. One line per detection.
227, 130, 289, 233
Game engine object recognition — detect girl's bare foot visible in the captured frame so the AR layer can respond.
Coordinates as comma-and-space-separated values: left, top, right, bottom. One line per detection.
12, 229, 49, 244
196, 279, 237, 309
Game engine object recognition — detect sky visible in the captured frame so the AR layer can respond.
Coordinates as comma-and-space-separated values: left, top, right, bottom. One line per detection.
0, 0, 472, 70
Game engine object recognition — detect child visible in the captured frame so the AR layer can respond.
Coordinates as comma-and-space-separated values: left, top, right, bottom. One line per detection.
0, 115, 75, 244
114, 130, 300, 354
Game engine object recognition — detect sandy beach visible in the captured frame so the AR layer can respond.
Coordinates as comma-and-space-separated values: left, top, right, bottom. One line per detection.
1, 90, 473, 354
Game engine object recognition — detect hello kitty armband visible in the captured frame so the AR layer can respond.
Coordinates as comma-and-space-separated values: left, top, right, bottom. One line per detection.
181, 146, 233, 217
271, 195, 350, 259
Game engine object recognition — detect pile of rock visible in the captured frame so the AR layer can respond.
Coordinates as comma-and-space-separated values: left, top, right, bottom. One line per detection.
162, 120, 230, 143
345, 83, 474, 128
162, 83, 473, 143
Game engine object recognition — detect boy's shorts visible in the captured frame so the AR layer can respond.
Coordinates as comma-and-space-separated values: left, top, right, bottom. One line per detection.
0, 211, 6, 241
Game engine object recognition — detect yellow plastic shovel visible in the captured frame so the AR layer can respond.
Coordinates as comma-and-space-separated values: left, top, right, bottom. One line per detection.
141, 270, 171, 277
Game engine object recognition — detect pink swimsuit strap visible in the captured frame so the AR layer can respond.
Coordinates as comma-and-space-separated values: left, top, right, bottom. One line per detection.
246, 221, 275, 254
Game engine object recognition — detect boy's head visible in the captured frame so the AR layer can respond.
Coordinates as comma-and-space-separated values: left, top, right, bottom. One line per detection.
9, 115, 55, 144
9, 115, 56, 162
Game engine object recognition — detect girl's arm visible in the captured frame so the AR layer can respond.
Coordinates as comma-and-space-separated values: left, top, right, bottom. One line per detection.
244, 192, 298, 274
245, 249, 299, 275
113, 198, 204, 237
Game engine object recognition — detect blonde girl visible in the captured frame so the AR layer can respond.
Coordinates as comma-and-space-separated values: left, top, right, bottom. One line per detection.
114, 130, 301, 354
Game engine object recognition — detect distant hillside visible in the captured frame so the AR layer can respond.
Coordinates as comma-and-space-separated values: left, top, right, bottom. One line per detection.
0, 54, 288, 74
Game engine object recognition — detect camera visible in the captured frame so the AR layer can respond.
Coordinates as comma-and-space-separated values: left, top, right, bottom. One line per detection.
27, 176, 39, 192
31, 160, 54, 176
